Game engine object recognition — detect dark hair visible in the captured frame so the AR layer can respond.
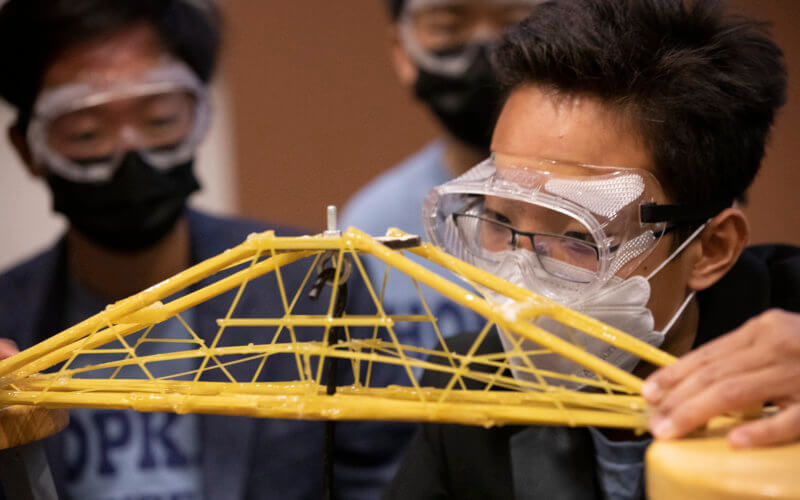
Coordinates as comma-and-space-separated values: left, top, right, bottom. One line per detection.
0, 0, 221, 127
493, 0, 786, 207
385, 0, 404, 20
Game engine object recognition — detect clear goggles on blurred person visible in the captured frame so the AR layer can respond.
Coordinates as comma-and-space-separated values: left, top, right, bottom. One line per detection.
27, 60, 210, 184
424, 154, 727, 302
398, 0, 544, 77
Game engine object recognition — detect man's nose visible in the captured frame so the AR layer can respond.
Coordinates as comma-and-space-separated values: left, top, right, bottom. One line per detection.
119, 125, 140, 151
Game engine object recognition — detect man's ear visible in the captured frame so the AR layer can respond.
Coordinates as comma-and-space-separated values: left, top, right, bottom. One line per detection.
8, 124, 45, 177
687, 207, 749, 291
389, 25, 417, 87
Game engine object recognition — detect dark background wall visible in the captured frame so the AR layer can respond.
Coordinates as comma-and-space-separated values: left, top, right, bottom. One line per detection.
224, 0, 800, 245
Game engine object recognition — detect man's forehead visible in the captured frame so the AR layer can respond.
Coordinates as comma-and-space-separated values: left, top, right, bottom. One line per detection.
491, 86, 654, 174
41, 24, 168, 91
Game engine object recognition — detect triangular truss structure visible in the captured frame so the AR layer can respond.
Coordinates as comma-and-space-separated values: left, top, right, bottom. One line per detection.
0, 228, 676, 430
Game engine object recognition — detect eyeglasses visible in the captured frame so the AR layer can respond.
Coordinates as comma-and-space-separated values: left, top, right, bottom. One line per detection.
452, 212, 601, 282
451, 210, 685, 284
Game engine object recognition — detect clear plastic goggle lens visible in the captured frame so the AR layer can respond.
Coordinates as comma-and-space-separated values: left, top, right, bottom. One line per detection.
424, 155, 671, 298
45, 90, 197, 164
27, 60, 210, 184
450, 198, 601, 283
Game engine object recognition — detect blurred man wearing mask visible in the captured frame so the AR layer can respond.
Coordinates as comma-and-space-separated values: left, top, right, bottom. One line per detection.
342, 0, 543, 354
0, 1, 406, 498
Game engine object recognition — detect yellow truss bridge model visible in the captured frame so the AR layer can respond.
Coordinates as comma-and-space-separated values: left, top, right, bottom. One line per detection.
2, 222, 800, 498
0, 226, 674, 431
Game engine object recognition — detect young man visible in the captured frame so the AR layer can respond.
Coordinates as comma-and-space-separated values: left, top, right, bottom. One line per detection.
342, 0, 544, 352
0, 1, 406, 498
387, 0, 800, 498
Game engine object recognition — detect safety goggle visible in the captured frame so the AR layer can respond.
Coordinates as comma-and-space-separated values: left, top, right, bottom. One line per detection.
27, 60, 210, 184
424, 155, 727, 300
398, 0, 545, 77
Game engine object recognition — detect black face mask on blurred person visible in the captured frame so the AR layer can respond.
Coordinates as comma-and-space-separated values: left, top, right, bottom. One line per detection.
46, 152, 201, 252
413, 44, 503, 151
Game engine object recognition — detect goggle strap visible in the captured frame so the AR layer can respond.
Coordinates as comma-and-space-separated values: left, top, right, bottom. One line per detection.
646, 222, 707, 281
640, 201, 730, 224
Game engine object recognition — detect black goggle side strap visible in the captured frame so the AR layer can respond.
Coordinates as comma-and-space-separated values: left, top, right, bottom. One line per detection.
640, 201, 731, 225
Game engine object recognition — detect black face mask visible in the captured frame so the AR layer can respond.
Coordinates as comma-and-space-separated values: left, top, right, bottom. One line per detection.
413, 44, 503, 151
47, 152, 201, 252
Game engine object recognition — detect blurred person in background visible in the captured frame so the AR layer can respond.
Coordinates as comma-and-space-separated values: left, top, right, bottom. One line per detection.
0, 0, 407, 498
342, 0, 545, 353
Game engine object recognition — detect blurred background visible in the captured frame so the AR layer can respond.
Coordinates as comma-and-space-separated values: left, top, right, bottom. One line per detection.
0, 0, 797, 272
